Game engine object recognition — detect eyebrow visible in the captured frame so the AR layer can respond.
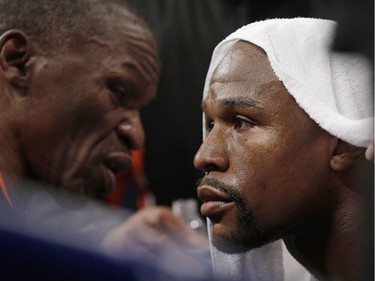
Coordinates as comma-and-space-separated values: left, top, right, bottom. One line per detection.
202, 97, 263, 109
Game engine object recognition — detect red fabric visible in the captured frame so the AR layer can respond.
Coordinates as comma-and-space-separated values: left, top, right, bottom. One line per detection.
105, 149, 151, 209
0, 172, 14, 208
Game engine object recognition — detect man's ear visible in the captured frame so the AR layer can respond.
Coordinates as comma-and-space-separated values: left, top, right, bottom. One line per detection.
330, 139, 365, 171
0, 29, 35, 89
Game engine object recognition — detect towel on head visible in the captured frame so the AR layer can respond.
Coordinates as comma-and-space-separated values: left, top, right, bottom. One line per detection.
203, 17, 373, 147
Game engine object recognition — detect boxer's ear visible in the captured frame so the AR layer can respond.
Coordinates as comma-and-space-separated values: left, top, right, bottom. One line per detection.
330, 140, 364, 171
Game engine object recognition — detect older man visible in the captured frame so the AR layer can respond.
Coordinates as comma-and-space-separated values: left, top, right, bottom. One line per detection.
0, 0, 210, 278
0, 0, 160, 201
195, 18, 373, 281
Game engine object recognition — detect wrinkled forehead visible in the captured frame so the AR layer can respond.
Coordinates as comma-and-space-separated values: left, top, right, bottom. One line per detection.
82, 15, 160, 85
112, 15, 160, 83
97, 12, 157, 54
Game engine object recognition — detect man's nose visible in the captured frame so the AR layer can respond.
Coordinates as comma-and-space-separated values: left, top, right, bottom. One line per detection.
194, 129, 229, 173
116, 111, 145, 150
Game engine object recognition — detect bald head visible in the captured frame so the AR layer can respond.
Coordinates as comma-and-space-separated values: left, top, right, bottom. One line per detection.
0, 0, 154, 53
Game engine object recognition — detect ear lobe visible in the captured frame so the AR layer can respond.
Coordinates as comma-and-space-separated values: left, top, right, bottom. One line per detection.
0, 29, 34, 89
330, 140, 365, 171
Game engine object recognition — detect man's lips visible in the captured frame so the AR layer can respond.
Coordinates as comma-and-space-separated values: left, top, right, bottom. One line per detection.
104, 152, 132, 176
197, 185, 234, 218
101, 152, 132, 194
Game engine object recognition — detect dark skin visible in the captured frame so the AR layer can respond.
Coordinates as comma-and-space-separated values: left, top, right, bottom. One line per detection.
0, 25, 157, 198
194, 41, 367, 281
0, 10, 209, 269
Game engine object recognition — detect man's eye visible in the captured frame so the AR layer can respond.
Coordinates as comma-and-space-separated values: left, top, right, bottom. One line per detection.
111, 85, 127, 101
234, 116, 257, 129
107, 79, 131, 106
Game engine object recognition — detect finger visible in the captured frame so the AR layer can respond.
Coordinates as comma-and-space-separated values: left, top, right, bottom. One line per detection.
365, 141, 374, 161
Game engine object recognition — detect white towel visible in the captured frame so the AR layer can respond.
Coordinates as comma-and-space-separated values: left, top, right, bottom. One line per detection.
202, 17, 373, 281
203, 18, 373, 148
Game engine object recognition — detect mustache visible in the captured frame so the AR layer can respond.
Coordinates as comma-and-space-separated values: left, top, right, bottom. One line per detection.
196, 176, 242, 203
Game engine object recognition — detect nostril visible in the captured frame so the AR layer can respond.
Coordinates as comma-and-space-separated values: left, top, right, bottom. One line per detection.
205, 164, 219, 173
116, 121, 144, 150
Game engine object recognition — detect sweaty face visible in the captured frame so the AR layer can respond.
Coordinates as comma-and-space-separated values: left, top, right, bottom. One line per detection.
18, 21, 159, 197
195, 41, 336, 253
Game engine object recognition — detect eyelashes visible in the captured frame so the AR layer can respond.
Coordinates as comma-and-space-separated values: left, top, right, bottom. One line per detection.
234, 115, 258, 129
106, 79, 131, 107
204, 115, 258, 133
111, 85, 128, 102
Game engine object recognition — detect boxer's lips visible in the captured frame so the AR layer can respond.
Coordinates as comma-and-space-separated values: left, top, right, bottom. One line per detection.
197, 185, 235, 217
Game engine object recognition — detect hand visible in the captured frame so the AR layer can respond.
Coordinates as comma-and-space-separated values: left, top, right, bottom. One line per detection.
100, 206, 211, 278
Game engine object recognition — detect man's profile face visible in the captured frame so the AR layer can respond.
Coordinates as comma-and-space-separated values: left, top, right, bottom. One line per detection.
195, 41, 336, 253
18, 18, 159, 197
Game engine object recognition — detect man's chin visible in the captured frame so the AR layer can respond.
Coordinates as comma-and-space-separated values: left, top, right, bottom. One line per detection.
60, 174, 112, 201
82, 179, 115, 199
75, 168, 116, 198
211, 235, 253, 254
210, 228, 273, 254
47, 181, 89, 210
